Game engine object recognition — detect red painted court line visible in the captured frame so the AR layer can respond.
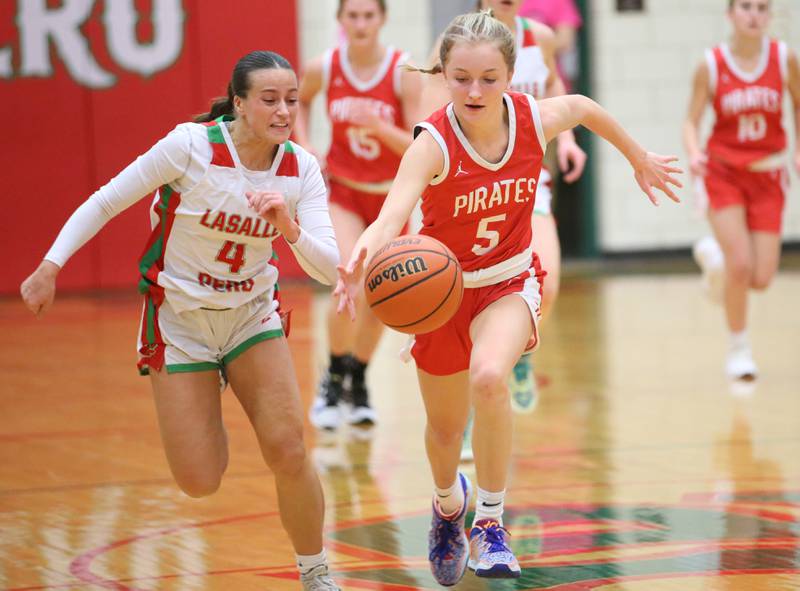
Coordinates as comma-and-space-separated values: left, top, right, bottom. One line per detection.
546, 567, 800, 590
0, 428, 149, 443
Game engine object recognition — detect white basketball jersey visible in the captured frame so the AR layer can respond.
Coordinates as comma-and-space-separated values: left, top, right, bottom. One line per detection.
510, 17, 550, 99
139, 118, 306, 313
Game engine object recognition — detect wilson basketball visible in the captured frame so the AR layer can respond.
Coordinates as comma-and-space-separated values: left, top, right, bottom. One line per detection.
363, 234, 463, 334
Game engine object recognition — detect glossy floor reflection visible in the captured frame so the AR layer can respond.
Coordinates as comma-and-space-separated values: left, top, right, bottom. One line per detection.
1, 267, 799, 590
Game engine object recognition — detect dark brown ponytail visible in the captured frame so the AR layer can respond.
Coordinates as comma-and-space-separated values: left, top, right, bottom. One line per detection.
194, 51, 294, 123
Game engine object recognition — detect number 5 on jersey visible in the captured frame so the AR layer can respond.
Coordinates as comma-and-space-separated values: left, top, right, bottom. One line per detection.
472, 214, 507, 256
216, 240, 246, 273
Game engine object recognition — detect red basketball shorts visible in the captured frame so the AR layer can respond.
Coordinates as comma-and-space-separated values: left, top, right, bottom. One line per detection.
411, 262, 544, 376
704, 159, 787, 233
328, 178, 388, 226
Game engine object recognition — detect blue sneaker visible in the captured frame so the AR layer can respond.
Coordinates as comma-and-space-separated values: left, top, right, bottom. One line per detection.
468, 518, 521, 578
428, 473, 472, 586
509, 354, 538, 414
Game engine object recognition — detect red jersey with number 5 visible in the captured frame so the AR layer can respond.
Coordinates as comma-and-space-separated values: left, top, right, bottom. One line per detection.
706, 38, 787, 168
414, 92, 546, 272
324, 45, 408, 185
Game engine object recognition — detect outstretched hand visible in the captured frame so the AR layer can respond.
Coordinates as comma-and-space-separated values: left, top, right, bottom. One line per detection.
633, 153, 684, 206
333, 247, 368, 321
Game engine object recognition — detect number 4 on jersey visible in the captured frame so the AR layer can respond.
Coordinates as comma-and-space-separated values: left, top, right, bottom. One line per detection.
216, 240, 246, 273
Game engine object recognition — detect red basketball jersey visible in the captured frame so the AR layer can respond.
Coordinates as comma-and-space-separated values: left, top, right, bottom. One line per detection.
706, 38, 787, 168
415, 92, 546, 273
324, 45, 408, 185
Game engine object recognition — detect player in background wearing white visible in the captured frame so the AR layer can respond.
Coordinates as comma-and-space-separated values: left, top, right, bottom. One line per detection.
20, 51, 342, 591
295, 0, 421, 430
337, 11, 680, 584
684, 0, 800, 380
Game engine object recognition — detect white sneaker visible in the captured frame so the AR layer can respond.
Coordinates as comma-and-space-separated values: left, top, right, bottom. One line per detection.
692, 236, 725, 304
300, 564, 341, 590
309, 373, 345, 431
726, 343, 757, 381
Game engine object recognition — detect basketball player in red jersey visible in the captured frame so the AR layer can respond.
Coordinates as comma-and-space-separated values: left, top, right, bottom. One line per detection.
684, 0, 800, 380
422, 0, 587, 419
295, 0, 421, 430
336, 11, 681, 584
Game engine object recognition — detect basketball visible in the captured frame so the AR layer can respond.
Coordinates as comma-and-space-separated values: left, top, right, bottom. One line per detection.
363, 234, 463, 334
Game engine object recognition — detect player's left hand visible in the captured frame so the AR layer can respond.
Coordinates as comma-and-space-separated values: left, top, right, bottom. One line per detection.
333, 246, 367, 321
633, 152, 683, 206
348, 102, 382, 131
557, 137, 587, 183
245, 191, 300, 242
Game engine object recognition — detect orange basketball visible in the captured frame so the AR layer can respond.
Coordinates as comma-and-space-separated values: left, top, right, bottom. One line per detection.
364, 234, 463, 334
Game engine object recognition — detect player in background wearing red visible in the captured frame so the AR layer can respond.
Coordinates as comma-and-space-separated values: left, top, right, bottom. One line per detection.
337, 10, 681, 585
684, 0, 800, 380
295, 0, 421, 431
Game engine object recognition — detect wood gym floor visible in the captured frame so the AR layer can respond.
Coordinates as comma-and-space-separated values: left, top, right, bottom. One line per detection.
2, 259, 799, 590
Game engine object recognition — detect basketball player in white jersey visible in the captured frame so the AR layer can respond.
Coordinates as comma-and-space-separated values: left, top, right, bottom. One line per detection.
21, 51, 343, 591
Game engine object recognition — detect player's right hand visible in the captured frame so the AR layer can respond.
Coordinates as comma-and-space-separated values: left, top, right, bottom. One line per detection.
689, 152, 709, 177
20, 261, 60, 317
333, 247, 367, 321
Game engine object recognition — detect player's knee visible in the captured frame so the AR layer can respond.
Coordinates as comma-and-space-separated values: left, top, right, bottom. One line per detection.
174, 470, 223, 498
427, 422, 464, 447
750, 273, 773, 291
469, 361, 507, 404
261, 433, 307, 476
726, 255, 752, 285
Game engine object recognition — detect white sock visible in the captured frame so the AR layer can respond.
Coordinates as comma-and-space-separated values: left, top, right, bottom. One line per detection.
297, 548, 327, 575
435, 477, 464, 517
729, 330, 749, 349
473, 487, 505, 525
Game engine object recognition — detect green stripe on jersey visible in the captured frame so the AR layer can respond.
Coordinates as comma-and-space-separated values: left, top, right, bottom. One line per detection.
222, 330, 284, 366
138, 185, 178, 293
207, 124, 225, 144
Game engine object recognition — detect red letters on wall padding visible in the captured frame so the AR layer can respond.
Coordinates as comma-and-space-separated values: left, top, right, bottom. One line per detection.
1, 0, 300, 294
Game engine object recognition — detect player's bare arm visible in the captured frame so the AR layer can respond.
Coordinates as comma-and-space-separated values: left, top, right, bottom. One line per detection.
539, 94, 683, 205
352, 67, 420, 157
294, 55, 324, 153
683, 60, 712, 177
533, 19, 585, 183
787, 48, 800, 173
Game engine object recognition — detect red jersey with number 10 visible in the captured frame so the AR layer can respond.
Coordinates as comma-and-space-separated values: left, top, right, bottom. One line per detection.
706, 38, 787, 168
415, 92, 546, 272
324, 45, 408, 185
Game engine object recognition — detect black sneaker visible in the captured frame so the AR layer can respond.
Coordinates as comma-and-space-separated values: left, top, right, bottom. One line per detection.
309, 373, 344, 430
347, 380, 377, 426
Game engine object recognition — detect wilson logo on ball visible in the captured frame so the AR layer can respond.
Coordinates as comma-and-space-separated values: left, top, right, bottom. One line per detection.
364, 234, 464, 335
366, 257, 429, 293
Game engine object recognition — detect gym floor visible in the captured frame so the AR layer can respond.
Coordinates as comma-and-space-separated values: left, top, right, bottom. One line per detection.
2, 256, 799, 590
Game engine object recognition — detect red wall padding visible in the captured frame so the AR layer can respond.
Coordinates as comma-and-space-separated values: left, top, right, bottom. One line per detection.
1, 0, 301, 295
